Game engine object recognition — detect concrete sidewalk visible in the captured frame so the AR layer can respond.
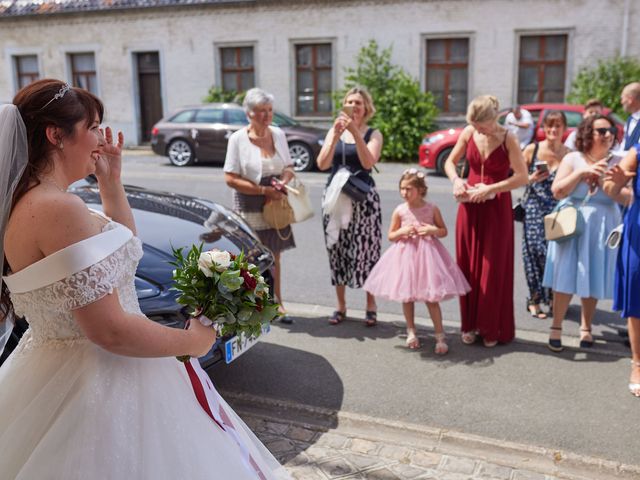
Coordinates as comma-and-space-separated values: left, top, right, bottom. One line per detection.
230, 392, 639, 480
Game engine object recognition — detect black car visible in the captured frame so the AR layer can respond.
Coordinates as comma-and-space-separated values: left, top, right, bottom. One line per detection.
150, 104, 326, 172
0, 179, 274, 367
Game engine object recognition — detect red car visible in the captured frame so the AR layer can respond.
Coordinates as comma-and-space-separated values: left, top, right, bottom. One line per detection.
419, 103, 624, 176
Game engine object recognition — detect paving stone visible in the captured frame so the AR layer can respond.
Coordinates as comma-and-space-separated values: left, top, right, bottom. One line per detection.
305, 444, 341, 461
476, 461, 513, 479
388, 462, 432, 478
349, 438, 379, 455
264, 438, 295, 455
315, 432, 350, 449
318, 457, 358, 478
512, 471, 547, 480
359, 467, 403, 479
348, 453, 387, 470
431, 473, 474, 480
290, 465, 327, 480
287, 425, 317, 442
409, 451, 441, 468
283, 452, 310, 467
440, 455, 477, 474
264, 421, 290, 435
378, 444, 414, 462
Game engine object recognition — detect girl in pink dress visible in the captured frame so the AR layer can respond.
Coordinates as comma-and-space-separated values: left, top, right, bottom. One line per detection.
364, 169, 470, 353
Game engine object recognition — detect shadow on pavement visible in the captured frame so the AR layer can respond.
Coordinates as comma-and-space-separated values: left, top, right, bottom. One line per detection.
276, 314, 400, 342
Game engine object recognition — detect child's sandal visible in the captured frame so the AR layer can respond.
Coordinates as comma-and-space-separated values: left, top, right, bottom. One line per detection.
365, 310, 377, 327
434, 333, 449, 355
406, 331, 420, 349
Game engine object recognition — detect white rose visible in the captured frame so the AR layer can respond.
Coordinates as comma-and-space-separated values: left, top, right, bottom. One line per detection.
197, 252, 215, 277
210, 250, 232, 272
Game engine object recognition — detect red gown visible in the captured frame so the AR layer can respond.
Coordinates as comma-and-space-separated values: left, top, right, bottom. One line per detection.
456, 134, 515, 343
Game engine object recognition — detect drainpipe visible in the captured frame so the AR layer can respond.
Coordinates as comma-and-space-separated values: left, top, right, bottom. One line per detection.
621, 0, 630, 57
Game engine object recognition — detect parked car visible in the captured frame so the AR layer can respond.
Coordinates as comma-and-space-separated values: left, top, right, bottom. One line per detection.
151, 103, 326, 172
419, 103, 625, 176
0, 178, 274, 368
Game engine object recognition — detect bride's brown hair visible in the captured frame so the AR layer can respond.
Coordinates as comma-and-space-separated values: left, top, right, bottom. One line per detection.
1, 79, 104, 327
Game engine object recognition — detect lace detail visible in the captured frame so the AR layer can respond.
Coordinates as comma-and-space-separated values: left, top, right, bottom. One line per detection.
9, 222, 143, 351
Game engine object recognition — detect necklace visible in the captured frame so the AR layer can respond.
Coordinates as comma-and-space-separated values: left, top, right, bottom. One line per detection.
584, 152, 610, 164
39, 177, 67, 193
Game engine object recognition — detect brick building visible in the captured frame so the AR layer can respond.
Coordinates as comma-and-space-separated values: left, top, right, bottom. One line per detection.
0, 0, 636, 145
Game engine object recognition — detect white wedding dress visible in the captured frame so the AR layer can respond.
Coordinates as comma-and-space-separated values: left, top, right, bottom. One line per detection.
0, 219, 290, 480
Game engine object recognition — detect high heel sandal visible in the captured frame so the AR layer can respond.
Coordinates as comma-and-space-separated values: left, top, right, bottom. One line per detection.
365, 310, 377, 327
329, 310, 346, 325
579, 328, 594, 348
434, 333, 448, 355
629, 361, 640, 398
461, 331, 477, 345
548, 326, 563, 352
406, 330, 420, 349
527, 303, 548, 319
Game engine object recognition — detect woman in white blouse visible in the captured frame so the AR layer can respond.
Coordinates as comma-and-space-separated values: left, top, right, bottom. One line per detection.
224, 88, 296, 322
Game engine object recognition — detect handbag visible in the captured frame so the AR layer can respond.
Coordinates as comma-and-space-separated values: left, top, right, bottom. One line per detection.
263, 197, 294, 231
544, 191, 592, 242
284, 176, 314, 223
338, 134, 372, 202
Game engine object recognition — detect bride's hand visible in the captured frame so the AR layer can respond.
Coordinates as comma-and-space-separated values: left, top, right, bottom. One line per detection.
187, 315, 217, 358
95, 127, 124, 185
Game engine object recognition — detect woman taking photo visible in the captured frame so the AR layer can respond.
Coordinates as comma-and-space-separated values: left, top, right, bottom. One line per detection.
316, 87, 383, 326
224, 88, 295, 322
444, 95, 528, 347
521, 111, 570, 319
604, 145, 640, 397
543, 114, 629, 352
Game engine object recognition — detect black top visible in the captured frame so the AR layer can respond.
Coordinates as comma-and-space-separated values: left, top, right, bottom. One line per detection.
327, 127, 376, 186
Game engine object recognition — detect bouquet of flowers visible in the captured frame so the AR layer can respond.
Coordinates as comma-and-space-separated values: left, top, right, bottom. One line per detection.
171, 244, 280, 347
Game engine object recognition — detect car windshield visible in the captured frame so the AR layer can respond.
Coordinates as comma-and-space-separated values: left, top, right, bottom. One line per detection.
272, 112, 299, 127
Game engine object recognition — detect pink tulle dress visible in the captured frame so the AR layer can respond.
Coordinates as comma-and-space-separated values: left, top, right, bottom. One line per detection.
364, 202, 471, 303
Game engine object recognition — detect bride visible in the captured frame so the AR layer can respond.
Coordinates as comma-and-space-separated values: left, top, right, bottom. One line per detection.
0, 79, 291, 479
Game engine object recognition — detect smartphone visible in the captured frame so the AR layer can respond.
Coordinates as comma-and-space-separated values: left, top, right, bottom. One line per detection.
341, 105, 354, 118
535, 161, 548, 173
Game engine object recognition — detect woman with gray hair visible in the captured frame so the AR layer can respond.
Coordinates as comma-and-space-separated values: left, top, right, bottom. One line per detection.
224, 88, 295, 322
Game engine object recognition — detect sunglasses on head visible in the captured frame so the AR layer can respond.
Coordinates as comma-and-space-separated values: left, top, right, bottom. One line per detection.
403, 167, 426, 178
594, 127, 617, 136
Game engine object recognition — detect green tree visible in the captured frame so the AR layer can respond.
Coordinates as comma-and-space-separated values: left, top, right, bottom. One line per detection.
203, 86, 245, 104
567, 56, 640, 118
337, 40, 439, 162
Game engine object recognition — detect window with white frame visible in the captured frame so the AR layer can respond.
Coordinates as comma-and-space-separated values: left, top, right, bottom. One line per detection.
220, 46, 255, 92
69, 52, 98, 95
295, 43, 332, 116
13, 55, 39, 89
517, 34, 567, 104
425, 37, 469, 113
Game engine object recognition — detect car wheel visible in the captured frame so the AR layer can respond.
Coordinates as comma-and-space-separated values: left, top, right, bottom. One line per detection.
289, 142, 314, 172
436, 147, 469, 178
167, 139, 195, 167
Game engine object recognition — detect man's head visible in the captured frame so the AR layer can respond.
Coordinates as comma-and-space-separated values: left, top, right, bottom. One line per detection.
621, 82, 640, 114
583, 99, 603, 119
512, 105, 522, 119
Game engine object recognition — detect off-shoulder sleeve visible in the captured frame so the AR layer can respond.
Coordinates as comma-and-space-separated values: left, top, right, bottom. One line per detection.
61, 252, 122, 310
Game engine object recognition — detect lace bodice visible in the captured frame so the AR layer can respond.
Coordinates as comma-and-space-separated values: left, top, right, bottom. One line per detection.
4, 222, 143, 351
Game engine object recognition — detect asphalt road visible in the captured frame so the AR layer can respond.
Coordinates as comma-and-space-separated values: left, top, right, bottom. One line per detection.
121, 152, 627, 340
120, 152, 638, 467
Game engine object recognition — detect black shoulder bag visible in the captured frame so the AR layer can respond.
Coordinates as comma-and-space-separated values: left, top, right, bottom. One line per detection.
340, 134, 372, 203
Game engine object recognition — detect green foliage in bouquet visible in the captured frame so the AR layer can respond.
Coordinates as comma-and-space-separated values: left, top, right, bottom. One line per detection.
170, 244, 279, 341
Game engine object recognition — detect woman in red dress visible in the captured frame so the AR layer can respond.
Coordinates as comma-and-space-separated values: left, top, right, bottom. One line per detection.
444, 96, 528, 346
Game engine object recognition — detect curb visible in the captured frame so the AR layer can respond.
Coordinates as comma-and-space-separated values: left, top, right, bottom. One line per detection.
284, 301, 630, 359
224, 390, 640, 480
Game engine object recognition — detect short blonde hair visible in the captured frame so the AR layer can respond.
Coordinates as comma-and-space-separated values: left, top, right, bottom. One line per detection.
342, 87, 376, 123
466, 95, 500, 124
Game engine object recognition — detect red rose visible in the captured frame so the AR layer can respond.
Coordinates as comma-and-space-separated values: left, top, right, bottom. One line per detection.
240, 269, 257, 290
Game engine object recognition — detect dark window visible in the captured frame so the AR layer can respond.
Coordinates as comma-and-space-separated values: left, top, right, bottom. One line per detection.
170, 110, 195, 123
220, 47, 254, 92
70, 53, 98, 95
426, 38, 469, 113
295, 43, 332, 115
226, 109, 249, 125
518, 35, 567, 104
194, 109, 224, 123
14, 55, 39, 89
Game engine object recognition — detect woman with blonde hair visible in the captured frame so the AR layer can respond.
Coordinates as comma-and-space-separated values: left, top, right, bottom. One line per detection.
317, 86, 383, 326
444, 95, 528, 346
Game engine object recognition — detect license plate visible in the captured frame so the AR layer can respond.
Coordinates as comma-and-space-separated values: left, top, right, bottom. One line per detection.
224, 323, 270, 364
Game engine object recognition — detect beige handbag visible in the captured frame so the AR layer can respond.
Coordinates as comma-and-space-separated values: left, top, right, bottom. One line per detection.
544, 192, 592, 242
263, 197, 294, 231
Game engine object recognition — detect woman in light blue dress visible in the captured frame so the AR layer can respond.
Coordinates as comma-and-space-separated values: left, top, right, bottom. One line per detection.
543, 115, 628, 352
